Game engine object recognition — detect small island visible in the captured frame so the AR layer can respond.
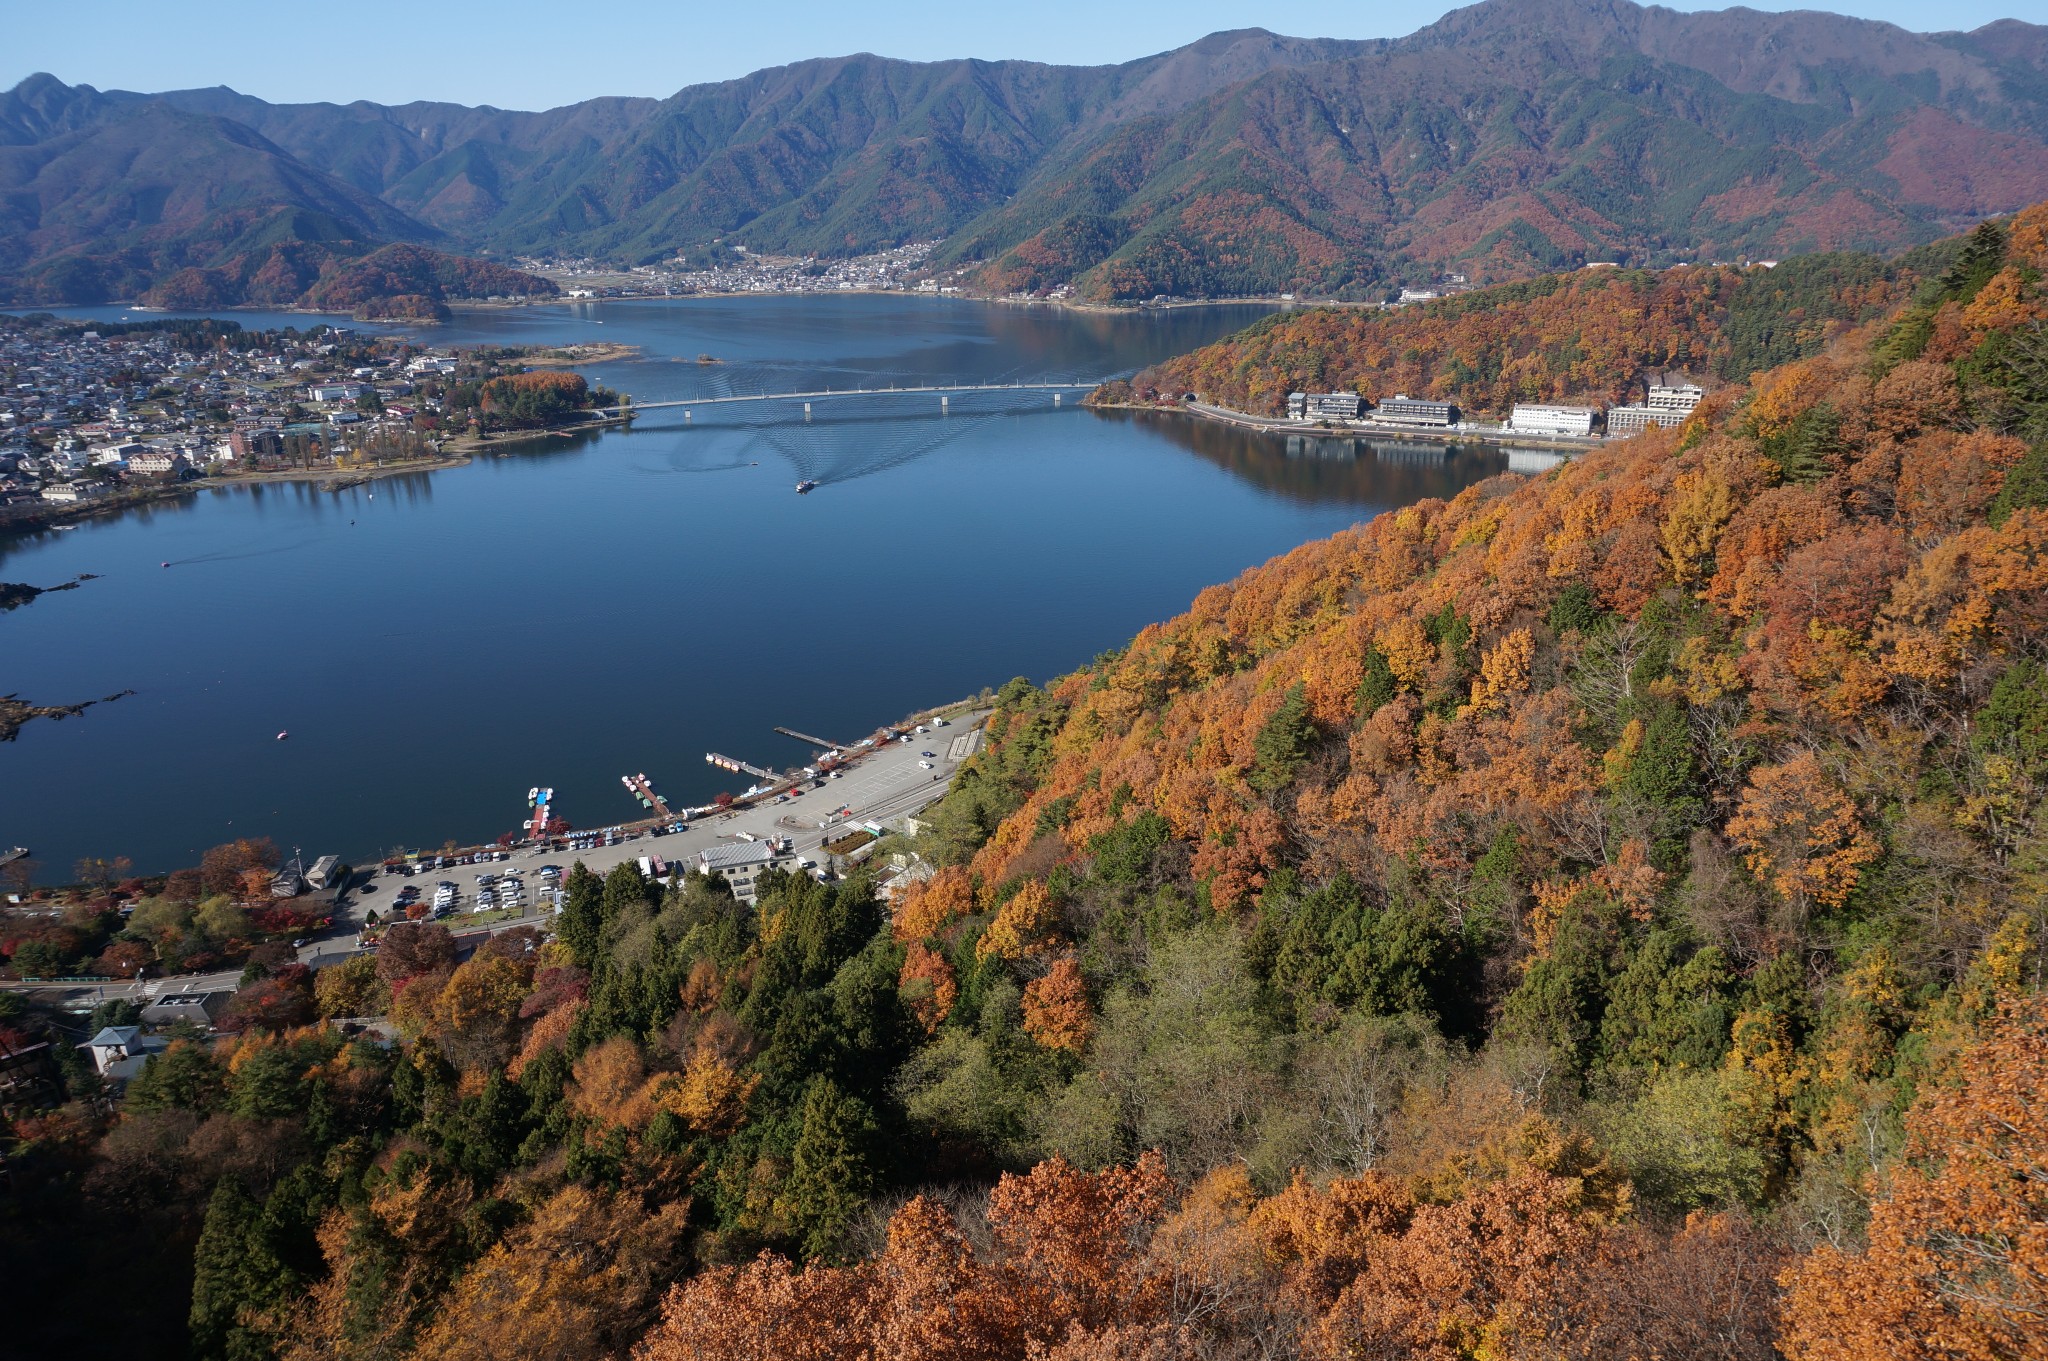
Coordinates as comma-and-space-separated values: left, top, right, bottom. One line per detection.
511, 341, 642, 367
0, 688, 133, 743
0, 575, 91, 611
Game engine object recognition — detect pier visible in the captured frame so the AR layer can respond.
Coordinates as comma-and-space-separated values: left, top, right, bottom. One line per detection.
706, 752, 782, 783
620, 772, 673, 820
774, 726, 854, 751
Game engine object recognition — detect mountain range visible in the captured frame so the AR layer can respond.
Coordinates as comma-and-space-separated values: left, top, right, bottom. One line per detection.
5, 0, 2048, 305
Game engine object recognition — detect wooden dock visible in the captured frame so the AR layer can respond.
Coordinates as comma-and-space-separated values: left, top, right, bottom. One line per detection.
775, 726, 853, 751
706, 752, 781, 782
620, 772, 673, 821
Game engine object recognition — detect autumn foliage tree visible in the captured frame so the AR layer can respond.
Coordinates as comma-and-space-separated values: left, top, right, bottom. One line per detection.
1780, 994, 2048, 1361
199, 837, 279, 897
375, 921, 456, 988
1022, 957, 1093, 1052
637, 1153, 1789, 1361
477, 371, 589, 427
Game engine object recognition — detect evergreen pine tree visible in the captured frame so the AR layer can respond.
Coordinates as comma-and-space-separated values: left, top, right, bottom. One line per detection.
189, 1179, 258, 1361
780, 1076, 879, 1259
1250, 683, 1318, 793
557, 863, 605, 970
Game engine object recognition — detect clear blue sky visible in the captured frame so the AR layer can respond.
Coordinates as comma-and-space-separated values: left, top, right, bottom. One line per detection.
8, 0, 2034, 110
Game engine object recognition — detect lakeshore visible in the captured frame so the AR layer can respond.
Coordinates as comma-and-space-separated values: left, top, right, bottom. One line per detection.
0, 294, 1483, 878
1088, 396, 1610, 454
3, 697, 992, 996
0, 454, 482, 538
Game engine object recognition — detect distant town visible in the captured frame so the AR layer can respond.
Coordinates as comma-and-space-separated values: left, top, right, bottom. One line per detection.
524, 240, 959, 300
0, 316, 620, 531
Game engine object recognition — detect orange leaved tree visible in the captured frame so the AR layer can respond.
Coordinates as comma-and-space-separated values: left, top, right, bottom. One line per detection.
1779, 994, 2048, 1361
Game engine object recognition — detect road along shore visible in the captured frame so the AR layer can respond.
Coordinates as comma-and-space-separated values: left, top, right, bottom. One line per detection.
1088, 397, 1612, 454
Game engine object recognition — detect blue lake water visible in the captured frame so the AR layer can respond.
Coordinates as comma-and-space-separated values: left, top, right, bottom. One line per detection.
3, 296, 1523, 877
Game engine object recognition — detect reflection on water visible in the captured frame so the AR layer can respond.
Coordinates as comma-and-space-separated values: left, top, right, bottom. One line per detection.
1106, 410, 1524, 507
636, 391, 1088, 490
1507, 449, 1569, 474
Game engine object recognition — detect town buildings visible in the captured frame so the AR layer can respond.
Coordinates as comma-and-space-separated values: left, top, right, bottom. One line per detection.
524, 240, 942, 300
1606, 382, 1706, 438
1375, 395, 1460, 427
0, 316, 465, 521
1509, 403, 1599, 437
1286, 391, 1365, 421
1278, 381, 1705, 442
125, 448, 190, 477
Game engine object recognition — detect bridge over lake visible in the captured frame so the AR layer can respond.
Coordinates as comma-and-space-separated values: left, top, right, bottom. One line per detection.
600, 380, 1107, 413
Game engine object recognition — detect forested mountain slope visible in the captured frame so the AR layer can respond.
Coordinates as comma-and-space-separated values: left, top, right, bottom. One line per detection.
921, 0, 2048, 297
0, 77, 555, 307
830, 203, 2048, 1354
6, 0, 2048, 303
1112, 243, 1931, 417
3, 192, 2045, 1361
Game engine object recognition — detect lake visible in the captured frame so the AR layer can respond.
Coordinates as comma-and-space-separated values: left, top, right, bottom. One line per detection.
2, 296, 1534, 878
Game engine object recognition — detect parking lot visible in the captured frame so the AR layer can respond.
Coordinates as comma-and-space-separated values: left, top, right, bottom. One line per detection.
3, 713, 989, 1008
354, 712, 986, 917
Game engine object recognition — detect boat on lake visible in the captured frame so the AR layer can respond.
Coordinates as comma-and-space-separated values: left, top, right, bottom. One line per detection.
795, 480, 817, 494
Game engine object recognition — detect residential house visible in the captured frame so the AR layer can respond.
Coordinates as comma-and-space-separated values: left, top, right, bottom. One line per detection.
126, 449, 188, 477
41, 482, 105, 503
140, 991, 230, 1030
81, 1025, 167, 1080
307, 381, 370, 404
697, 842, 797, 903
88, 442, 136, 468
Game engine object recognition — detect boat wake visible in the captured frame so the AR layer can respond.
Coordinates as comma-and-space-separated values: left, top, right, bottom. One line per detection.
162, 539, 325, 567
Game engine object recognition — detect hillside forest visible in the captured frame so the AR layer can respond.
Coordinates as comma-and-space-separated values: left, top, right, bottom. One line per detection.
1105, 246, 1924, 418
4, 202, 2047, 1361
